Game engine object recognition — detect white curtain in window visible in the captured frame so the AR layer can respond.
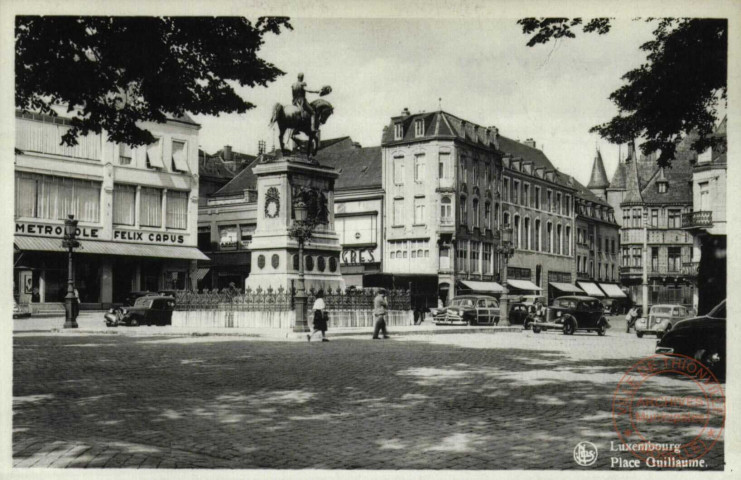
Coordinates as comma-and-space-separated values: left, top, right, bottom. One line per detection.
166, 190, 188, 229
37, 175, 58, 220
113, 184, 136, 225
57, 177, 75, 220
15, 173, 37, 217
140, 187, 162, 227
76, 179, 100, 222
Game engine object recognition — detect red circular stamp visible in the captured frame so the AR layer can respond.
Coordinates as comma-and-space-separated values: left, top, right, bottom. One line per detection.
612, 354, 725, 468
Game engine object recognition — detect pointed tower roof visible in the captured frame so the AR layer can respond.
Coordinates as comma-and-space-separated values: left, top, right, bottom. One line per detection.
587, 149, 610, 189
621, 143, 643, 204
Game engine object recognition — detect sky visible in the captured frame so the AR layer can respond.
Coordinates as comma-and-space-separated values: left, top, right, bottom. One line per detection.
192, 18, 657, 187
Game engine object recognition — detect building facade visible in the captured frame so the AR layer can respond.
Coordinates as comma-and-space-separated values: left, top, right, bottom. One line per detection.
380, 110, 504, 305
14, 111, 207, 311
606, 142, 695, 307
683, 117, 727, 314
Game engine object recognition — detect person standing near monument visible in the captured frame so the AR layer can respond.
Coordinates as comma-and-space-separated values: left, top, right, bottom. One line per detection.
308, 290, 329, 342
372, 289, 390, 339
292, 73, 320, 132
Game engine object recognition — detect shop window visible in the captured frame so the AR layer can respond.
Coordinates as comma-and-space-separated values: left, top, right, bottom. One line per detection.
240, 224, 255, 248
198, 226, 211, 251
219, 225, 238, 250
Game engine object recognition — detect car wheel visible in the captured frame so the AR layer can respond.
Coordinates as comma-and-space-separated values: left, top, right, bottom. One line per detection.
636, 331, 644, 338
532, 325, 541, 334
130, 318, 138, 327
694, 347, 723, 373
563, 319, 575, 335
597, 323, 606, 336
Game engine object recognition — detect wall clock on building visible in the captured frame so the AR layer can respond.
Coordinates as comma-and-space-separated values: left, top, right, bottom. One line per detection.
265, 187, 280, 218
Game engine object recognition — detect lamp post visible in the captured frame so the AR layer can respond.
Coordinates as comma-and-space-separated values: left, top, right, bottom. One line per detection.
497, 226, 515, 326
62, 215, 80, 329
289, 200, 313, 333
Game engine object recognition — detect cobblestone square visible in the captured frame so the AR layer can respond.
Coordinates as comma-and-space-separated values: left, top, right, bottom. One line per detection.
12, 326, 725, 470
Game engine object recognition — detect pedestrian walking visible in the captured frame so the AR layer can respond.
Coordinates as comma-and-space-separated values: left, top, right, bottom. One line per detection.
372, 289, 389, 339
307, 290, 329, 342
72, 287, 80, 320
625, 306, 640, 333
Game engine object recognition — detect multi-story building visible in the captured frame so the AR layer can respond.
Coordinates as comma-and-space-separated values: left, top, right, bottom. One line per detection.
380, 109, 504, 305
566, 149, 622, 300
606, 142, 695, 307
497, 138, 578, 302
14, 111, 207, 312
683, 117, 727, 313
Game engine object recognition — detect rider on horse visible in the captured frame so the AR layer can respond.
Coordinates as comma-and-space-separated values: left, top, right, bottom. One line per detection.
292, 73, 321, 132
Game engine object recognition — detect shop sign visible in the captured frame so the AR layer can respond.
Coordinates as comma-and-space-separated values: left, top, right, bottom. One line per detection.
341, 247, 376, 265
16, 222, 100, 238
113, 230, 185, 244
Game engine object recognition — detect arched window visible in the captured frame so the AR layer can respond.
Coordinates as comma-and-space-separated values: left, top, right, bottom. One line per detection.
534, 219, 541, 251
485, 202, 491, 229
514, 215, 521, 249
556, 224, 562, 255
503, 211, 510, 227
494, 203, 499, 227
460, 196, 467, 224
546, 221, 553, 253
524, 217, 531, 250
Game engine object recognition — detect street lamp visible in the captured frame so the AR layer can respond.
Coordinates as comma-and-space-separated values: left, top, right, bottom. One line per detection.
62, 215, 80, 329
289, 200, 313, 333
497, 226, 515, 326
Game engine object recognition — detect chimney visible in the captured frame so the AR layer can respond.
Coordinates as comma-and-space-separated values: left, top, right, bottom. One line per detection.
223, 145, 233, 162
401, 107, 410, 116
523, 138, 536, 149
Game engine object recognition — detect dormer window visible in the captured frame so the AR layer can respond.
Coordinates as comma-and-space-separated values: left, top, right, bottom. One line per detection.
658, 182, 668, 193
394, 123, 404, 140
414, 119, 424, 137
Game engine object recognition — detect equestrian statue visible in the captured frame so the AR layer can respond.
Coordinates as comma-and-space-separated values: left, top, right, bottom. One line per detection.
269, 72, 333, 157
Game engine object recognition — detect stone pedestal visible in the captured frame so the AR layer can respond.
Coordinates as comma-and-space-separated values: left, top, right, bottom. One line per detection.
244, 154, 345, 294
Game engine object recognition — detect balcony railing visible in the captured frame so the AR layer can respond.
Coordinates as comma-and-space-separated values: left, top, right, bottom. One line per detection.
620, 266, 643, 276
682, 211, 712, 229
681, 262, 699, 277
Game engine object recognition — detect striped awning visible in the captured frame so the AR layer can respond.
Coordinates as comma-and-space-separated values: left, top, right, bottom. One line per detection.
460, 280, 504, 293
577, 281, 605, 298
549, 282, 584, 294
195, 268, 210, 281
507, 279, 542, 291
14, 235, 209, 261
598, 283, 627, 298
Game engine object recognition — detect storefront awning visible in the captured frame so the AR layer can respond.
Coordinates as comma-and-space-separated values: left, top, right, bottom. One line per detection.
507, 279, 542, 291
460, 280, 504, 293
576, 281, 605, 298
598, 283, 627, 298
195, 268, 210, 281
14, 236, 210, 261
549, 282, 584, 294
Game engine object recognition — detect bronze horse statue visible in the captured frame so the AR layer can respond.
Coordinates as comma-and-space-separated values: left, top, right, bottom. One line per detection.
269, 98, 334, 157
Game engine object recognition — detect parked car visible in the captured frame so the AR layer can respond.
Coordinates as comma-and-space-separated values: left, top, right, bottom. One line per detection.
13, 299, 31, 319
434, 295, 500, 325
508, 302, 537, 329
531, 296, 610, 335
105, 294, 175, 327
635, 304, 693, 338
601, 297, 632, 315
656, 300, 725, 378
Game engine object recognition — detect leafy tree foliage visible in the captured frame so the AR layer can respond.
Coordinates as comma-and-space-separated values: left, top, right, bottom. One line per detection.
518, 18, 727, 167
16, 16, 292, 147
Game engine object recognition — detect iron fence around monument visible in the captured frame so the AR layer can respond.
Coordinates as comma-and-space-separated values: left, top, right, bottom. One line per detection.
173, 287, 410, 312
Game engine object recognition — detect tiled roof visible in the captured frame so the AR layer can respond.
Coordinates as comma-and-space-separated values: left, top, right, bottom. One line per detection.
608, 162, 626, 190
381, 110, 500, 149
199, 150, 238, 179
565, 175, 611, 207
639, 155, 692, 205
315, 146, 383, 190
211, 157, 260, 196
587, 150, 610, 189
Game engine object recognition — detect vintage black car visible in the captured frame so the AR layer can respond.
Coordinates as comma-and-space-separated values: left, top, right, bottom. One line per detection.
656, 300, 725, 377
531, 296, 610, 335
434, 295, 500, 326
105, 294, 175, 327
508, 302, 537, 329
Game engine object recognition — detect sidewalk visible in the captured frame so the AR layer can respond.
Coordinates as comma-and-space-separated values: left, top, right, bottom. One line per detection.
13, 311, 523, 339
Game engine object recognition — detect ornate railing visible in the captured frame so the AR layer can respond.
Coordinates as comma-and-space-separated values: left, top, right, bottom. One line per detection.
174, 287, 292, 311
173, 287, 411, 312
682, 211, 712, 228
307, 288, 411, 312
